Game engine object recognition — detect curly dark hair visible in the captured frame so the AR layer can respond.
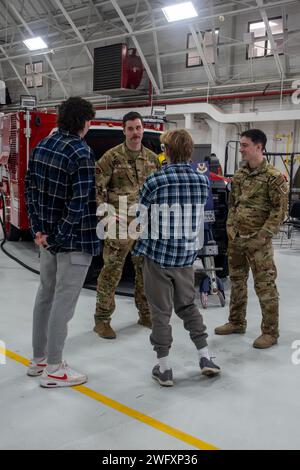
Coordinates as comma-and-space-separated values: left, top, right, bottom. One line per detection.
57, 97, 95, 135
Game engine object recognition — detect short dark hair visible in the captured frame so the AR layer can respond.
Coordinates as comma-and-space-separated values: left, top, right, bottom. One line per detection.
240, 129, 267, 150
123, 111, 144, 127
160, 129, 194, 163
57, 97, 95, 135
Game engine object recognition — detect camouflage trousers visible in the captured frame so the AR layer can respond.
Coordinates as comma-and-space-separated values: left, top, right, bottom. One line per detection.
95, 237, 150, 322
228, 236, 279, 337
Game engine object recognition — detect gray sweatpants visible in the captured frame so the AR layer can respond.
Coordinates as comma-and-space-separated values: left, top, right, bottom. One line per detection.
142, 257, 208, 359
32, 248, 92, 364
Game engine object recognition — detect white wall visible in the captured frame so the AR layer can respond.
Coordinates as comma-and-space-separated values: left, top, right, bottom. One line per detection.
95, 96, 300, 177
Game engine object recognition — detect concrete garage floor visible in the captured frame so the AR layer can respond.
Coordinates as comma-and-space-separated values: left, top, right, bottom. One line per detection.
0, 238, 300, 450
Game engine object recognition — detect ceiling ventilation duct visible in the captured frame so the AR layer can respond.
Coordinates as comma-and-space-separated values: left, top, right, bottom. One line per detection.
93, 43, 144, 95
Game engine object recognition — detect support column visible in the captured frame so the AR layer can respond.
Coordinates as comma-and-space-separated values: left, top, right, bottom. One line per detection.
206, 119, 230, 170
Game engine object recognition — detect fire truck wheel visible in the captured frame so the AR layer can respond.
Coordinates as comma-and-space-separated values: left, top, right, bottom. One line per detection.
7, 224, 21, 241
21, 230, 33, 241
215, 254, 229, 278
217, 290, 226, 307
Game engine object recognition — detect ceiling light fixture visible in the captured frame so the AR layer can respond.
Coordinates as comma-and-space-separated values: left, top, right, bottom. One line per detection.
23, 37, 48, 51
162, 2, 198, 22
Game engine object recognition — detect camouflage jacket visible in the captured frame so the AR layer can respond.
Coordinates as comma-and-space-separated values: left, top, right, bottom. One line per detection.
95, 143, 159, 219
227, 159, 288, 239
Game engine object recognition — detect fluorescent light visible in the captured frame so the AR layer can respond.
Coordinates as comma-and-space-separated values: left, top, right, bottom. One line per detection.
23, 37, 48, 51
162, 2, 198, 22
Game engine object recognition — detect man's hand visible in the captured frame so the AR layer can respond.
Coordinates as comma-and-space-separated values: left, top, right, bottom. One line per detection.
35, 232, 49, 248
34, 232, 43, 246
257, 229, 272, 243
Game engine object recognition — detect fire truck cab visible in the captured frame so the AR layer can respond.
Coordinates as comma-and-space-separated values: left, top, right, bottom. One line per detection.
0, 110, 163, 241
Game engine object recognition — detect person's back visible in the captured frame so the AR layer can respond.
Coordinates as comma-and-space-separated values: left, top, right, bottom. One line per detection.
136, 162, 209, 267
133, 129, 221, 387
25, 96, 100, 388
28, 129, 99, 254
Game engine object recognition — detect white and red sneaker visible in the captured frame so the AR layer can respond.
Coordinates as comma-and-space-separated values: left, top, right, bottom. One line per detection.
40, 361, 87, 388
27, 358, 47, 377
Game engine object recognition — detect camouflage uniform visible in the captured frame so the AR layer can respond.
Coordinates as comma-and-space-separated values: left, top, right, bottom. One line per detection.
226, 159, 288, 338
95, 143, 159, 323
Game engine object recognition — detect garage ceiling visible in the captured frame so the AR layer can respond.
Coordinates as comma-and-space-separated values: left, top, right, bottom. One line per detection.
0, 0, 299, 104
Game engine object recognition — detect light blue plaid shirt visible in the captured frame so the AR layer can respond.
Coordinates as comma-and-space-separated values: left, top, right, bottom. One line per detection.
132, 163, 209, 267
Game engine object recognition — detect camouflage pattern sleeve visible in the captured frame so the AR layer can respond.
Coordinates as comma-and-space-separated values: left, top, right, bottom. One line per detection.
95, 151, 113, 207
146, 147, 161, 171
261, 173, 289, 236
226, 177, 238, 239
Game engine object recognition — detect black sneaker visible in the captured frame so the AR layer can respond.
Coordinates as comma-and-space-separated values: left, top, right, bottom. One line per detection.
152, 364, 173, 387
200, 357, 221, 377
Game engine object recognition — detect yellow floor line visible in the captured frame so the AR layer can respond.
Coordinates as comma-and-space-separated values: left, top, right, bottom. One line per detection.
1, 346, 219, 450
1, 347, 30, 367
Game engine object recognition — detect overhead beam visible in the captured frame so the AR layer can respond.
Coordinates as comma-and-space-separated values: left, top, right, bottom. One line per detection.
87, 0, 106, 30
3, 0, 299, 34
145, 0, 163, 91
132, 0, 140, 30
39, 0, 75, 40
0, 1, 297, 53
0, 0, 297, 44
256, 0, 285, 78
0, 0, 297, 67
189, 25, 216, 85
7, 2, 68, 97
282, 7, 290, 74
0, 44, 30, 94
27, 0, 41, 18
110, 0, 160, 94
0, 1, 40, 99
52, 0, 93, 63
209, 2, 220, 83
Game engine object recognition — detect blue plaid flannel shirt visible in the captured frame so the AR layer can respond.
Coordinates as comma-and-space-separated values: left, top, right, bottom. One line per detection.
25, 129, 101, 255
132, 163, 209, 267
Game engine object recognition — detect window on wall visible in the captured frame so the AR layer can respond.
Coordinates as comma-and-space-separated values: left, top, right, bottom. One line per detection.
25, 61, 43, 87
248, 17, 283, 59
186, 30, 219, 67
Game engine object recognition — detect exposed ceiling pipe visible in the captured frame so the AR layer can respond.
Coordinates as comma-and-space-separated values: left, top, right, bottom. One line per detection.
94, 88, 294, 110
1, 88, 295, 115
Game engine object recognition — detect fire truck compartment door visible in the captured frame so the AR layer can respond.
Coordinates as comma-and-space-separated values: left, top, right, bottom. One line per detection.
0, 115, 11, 165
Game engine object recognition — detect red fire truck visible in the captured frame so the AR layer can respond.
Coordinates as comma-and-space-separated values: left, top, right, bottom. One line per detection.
0, 110, 163, 241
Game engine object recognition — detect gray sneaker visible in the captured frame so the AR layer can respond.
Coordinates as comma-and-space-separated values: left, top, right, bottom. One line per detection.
152, 364, 173, 387
200, 357, 221, 377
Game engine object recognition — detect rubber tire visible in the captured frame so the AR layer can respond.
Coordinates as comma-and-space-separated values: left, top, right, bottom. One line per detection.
215, 254, 229, 278
21, 229, 33, 241
217, 290, 226, 307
